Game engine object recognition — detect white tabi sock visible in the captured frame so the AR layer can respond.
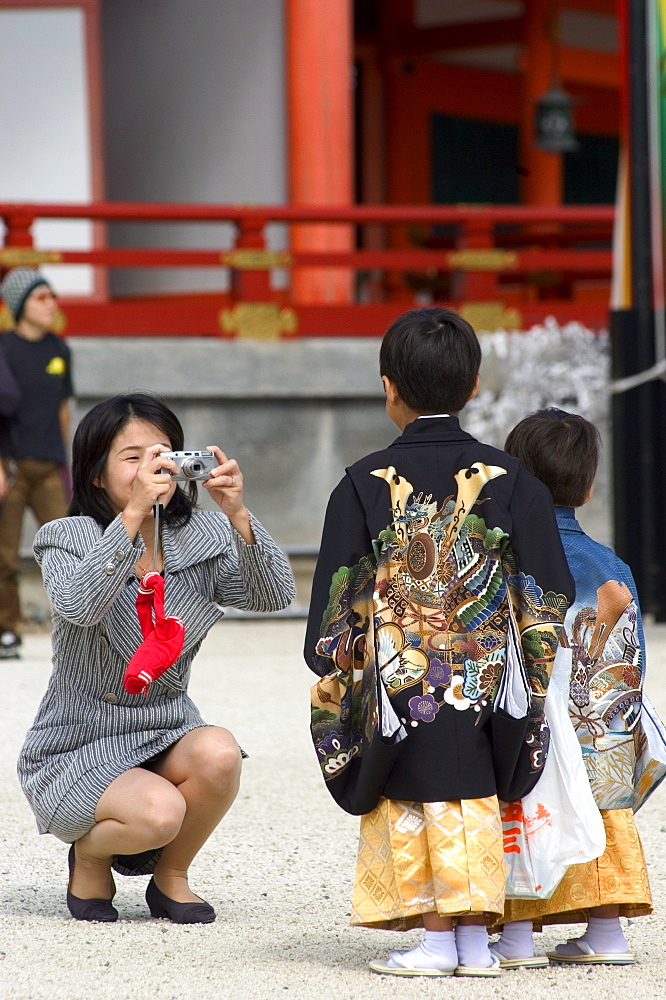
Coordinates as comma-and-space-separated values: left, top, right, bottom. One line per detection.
490, 919, 535, 960
555, 916, 628, 957
387, 930, 457, 971
585, 916, 628, 953
455, 923, 494, 969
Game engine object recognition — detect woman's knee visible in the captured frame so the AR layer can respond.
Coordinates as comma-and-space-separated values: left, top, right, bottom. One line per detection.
192, 729, 242, 790
140, 785, 187, 844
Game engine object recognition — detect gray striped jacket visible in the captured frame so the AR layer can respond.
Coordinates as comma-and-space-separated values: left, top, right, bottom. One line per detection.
17, 509, 295, 844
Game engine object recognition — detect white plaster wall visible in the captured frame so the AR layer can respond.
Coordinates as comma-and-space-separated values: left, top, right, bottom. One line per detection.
102, 0, 286, 296
0, 7, 93, 294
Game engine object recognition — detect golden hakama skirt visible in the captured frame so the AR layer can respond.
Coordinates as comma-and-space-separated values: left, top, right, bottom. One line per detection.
351, 796, 506, 930
501, 808, 652, 929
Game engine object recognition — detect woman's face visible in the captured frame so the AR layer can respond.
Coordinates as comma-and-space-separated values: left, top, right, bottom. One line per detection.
98, 419, 176, 516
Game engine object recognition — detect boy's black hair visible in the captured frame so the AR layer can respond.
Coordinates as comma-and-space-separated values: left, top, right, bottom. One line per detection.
68, 392, 196, 528
504, 407, 601, 507
379, 307, 481, 414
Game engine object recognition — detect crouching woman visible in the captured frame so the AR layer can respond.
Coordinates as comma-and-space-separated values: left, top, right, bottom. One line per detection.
17, 392, 295, 923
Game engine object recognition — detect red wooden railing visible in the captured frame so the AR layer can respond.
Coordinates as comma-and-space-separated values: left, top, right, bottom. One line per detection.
0, 202, 615, 337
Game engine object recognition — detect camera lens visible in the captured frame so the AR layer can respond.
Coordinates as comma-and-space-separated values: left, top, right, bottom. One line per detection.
180, 457, 204, 480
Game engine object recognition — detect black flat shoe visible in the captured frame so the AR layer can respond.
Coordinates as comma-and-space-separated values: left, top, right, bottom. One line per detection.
67, 845, 118, 922
145, 876, 215, 924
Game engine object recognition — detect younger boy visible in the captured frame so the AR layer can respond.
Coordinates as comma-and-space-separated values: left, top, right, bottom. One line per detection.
305, 309, 574, 977
495, 408, 653, 966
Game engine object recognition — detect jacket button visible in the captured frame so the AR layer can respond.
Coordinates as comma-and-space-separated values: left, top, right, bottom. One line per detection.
103, 692, 118, 704
166, 688, 179, 699
115, 549, 125, 562
104, 562, 116, 575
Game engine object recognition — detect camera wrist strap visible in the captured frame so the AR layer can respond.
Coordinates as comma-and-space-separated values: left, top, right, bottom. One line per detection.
153, 502, 161, 572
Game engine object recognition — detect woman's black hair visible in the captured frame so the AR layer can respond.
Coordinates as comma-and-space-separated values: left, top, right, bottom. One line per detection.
68, 392, 196, 528
504, 407, 601, 508
379, 307, 481, 414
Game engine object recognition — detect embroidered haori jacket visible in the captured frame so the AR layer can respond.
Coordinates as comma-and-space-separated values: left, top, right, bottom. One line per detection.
305, 418, 574, 815
555, 508, 665, 811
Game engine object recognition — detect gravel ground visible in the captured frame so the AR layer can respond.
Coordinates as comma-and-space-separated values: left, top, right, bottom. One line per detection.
2, 619, 666, 1000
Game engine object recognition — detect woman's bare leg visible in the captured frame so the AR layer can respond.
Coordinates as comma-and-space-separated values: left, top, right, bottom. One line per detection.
149, 727, 242, 902
71, 768, 186, 900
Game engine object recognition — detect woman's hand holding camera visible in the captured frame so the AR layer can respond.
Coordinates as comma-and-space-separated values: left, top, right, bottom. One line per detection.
203, 445, 255, 545
121, 444, 178, 541
118, 441, 255, 546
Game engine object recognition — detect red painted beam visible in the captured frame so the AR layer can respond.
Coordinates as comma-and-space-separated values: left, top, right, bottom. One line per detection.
0, 202, 616, 224
395, 18, 523, 54
560, 46, 620, 89
18, 246, 612, 273
59, 299, 611, 337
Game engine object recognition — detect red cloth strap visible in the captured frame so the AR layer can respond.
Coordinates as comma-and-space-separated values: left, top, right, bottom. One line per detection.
123, 572, 185, 695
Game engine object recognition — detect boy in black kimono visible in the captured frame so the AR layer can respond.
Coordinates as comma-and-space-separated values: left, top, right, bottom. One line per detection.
305, 308, 574, 977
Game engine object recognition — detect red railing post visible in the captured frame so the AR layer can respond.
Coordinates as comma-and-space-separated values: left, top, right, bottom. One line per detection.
453, 215, 499, 301
0, 212, 36, 279
3, 212, 35, 249
229, 217, 271, 301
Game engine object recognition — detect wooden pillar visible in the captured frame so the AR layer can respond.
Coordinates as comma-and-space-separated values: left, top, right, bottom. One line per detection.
519, 0, 563, 205
286, 0, 353, 303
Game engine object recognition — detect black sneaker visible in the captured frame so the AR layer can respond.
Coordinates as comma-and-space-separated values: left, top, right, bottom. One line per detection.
0, 631, 21, 658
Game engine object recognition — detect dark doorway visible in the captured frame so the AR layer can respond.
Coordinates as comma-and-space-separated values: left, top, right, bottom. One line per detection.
564, 133, 619, 204
432, 114, 520, 204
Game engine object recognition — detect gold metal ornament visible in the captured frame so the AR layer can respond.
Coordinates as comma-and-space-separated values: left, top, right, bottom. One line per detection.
0, 248, 63, 267
218, 302, 299, 340
221, 250, 293, 270
446, 249, 518, 271
0, 304, 14, 331
459, 302, 523, 332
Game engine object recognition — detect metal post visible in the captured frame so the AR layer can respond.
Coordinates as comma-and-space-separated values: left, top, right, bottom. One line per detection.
612, 0, 662, 615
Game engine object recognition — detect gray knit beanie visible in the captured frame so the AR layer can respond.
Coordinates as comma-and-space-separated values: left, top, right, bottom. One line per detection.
0, 267, 52, 322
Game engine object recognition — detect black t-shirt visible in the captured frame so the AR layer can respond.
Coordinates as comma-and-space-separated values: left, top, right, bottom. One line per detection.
0, 330, 73, 464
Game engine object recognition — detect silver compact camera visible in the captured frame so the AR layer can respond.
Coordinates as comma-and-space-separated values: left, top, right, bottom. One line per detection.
159, 450, 216, 482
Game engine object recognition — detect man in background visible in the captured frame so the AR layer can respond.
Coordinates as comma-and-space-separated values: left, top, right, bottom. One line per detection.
0, 268, 73, 658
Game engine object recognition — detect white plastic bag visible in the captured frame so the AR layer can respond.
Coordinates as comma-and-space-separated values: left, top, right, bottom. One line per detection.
633, 692, 666, 811
501, 643, 606, 898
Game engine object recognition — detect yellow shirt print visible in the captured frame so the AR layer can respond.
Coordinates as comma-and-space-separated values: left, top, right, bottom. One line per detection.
45, 356, 66, 376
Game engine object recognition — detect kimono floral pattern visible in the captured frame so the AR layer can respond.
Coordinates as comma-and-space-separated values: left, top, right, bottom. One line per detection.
310, 551, 378, 779
310, 461, 568, 785
567, 579, 645, 809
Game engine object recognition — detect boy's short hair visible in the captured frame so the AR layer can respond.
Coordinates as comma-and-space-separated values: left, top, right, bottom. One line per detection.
504, 408, 601, 507
379, 307, 481, 414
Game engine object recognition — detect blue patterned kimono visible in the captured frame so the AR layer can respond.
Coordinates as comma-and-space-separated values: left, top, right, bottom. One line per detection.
555, 507, 663, 810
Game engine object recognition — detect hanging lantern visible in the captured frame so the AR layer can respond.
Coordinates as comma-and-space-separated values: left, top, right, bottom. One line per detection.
535, 84, 578, 152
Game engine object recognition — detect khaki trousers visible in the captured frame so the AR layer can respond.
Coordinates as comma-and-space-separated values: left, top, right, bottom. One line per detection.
0, 458, 68, 632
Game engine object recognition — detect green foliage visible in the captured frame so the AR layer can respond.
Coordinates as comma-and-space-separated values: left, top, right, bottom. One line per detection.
311, 708, 337, 724
373, 527, 397, 560
321, 552, 376, 634
544, 590, 570, 617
